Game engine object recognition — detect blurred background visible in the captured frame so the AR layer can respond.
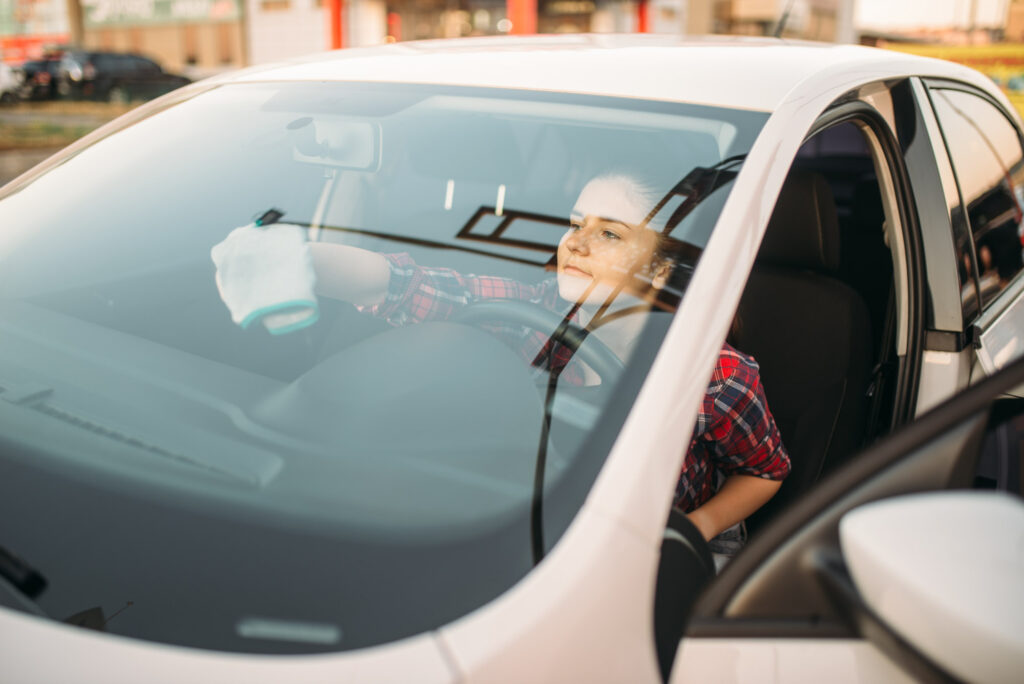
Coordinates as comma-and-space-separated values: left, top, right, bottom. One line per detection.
1, 0, 1023, 184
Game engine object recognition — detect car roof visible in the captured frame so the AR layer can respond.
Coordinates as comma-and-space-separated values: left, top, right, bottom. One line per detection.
223, 34, 992, 113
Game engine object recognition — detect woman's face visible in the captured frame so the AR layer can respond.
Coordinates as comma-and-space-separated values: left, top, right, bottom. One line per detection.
557, 177, 661, 304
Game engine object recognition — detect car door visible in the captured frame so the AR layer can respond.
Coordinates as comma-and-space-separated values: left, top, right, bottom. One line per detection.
715, 77, 932, 541
669, 353, 1024, 683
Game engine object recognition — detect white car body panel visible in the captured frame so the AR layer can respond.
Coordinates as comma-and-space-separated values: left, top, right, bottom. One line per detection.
916, 349, 973, 414
671, 639, 914, 683
439, 507, 661, 682
227, 36, 999, 115
0, 607, 457, 684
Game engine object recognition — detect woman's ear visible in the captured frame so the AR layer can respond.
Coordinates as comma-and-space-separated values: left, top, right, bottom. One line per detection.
651, 258, 673, 290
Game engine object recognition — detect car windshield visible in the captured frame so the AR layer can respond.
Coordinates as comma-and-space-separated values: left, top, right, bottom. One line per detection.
0, 81, 766, 653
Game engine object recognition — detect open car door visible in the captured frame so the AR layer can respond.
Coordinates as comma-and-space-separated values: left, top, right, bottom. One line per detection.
666, 354, 1024, 683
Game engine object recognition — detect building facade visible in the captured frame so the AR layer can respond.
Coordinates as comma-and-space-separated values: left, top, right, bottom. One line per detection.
1007, 0, 1024, 42
713, 0, 842, 41
79, 0, 245, 76
3, 0, 852, 71
0, 0, 67, 61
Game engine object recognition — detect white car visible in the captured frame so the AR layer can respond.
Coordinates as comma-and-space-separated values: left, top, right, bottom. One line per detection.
0, 35, 1022, 683
0, 62, 23, 103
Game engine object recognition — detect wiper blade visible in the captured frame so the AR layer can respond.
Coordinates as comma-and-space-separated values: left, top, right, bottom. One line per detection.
0, 544, 47, 599
0, 544, 49, 618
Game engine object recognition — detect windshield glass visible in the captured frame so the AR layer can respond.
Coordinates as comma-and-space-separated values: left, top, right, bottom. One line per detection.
0, 81, 766, 653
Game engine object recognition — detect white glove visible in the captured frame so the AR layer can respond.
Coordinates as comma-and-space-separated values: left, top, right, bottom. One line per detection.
210, 222, 319, 335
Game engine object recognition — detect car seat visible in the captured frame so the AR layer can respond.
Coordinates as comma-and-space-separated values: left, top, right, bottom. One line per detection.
735, 169, 874, 534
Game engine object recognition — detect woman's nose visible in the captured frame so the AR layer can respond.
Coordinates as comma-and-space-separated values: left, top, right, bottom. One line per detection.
565, 227, 590, 253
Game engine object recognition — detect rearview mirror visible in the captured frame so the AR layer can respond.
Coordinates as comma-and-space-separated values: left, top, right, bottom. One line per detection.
287, 116, 381, 171
840, 492, 1024, 684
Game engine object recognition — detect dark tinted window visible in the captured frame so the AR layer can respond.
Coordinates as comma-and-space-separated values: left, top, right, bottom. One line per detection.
930, 88, 1024, 310
92, 53, 118, 70
115, 54, 136, 71
131, 56, 161, 74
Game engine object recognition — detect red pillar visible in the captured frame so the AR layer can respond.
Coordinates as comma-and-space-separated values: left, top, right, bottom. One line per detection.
387, 11, 402, 41
636, 0, 648, 33
506, 0, 537, 35
327, 0, 344, 49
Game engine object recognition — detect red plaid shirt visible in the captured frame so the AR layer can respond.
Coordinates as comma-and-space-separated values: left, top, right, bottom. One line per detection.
361, 253, 790, 512
678, 345, 789, 511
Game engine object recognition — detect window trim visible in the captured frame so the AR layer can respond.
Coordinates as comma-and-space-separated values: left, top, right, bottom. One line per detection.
900, 77, 972, 337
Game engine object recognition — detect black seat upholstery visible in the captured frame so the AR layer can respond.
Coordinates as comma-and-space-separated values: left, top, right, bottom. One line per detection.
735, 169, 874, 533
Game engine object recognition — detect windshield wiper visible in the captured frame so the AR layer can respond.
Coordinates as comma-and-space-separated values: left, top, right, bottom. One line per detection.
0, 544, 47, 599
0, 544, 49, 617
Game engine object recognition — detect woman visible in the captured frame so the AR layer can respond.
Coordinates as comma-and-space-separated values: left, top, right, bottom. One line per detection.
213, 173, 790, 562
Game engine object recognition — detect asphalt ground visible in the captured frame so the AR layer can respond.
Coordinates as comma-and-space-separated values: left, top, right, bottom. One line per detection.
0, 109, 110, 129
0, 147, 60, 186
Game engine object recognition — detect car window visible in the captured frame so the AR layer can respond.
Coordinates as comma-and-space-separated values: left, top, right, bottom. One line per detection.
132, 56, 160, 74
91, 53, 114, 70
0, 81, 767, 655
929, 86, 1024, 310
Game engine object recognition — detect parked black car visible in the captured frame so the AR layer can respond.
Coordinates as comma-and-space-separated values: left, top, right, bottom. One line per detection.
57, 50, 191, 102
17, 57, 62, 100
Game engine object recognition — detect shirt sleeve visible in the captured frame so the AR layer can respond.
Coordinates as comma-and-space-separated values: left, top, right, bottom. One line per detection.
358, 252, 548, 325
704, 348, 791, 481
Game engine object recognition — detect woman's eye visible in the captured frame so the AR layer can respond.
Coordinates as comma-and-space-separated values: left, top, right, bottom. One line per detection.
602, 230, 621, 240
567, 222, 582, 232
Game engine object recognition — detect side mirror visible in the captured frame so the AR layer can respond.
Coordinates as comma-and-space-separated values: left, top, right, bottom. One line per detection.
840, 492, 1024, 684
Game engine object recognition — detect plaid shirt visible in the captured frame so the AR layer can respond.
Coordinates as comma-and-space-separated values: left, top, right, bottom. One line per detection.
362, 253, 583, 379
676, 345, 790, 511
362, 253, 790, 512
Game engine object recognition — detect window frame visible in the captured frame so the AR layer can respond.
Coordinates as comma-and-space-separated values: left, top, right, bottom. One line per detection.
922, 78, 1024, 323
682, 88, 927, 638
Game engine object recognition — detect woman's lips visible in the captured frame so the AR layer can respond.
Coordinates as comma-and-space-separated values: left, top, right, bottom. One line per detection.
562, 265, 591, 278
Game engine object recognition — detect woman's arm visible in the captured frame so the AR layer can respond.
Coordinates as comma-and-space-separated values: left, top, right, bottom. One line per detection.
688, 346, 790, 541
687, 475, 781, 541
309, 242, 392, 306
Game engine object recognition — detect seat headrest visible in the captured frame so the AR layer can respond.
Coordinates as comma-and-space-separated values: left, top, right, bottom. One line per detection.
757, 169, 841, 272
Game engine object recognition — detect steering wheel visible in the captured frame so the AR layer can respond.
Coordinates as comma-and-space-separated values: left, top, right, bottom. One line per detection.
450, 300, 624, 384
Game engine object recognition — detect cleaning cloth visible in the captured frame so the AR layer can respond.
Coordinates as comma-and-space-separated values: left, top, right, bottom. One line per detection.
210, 221, 319, 335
